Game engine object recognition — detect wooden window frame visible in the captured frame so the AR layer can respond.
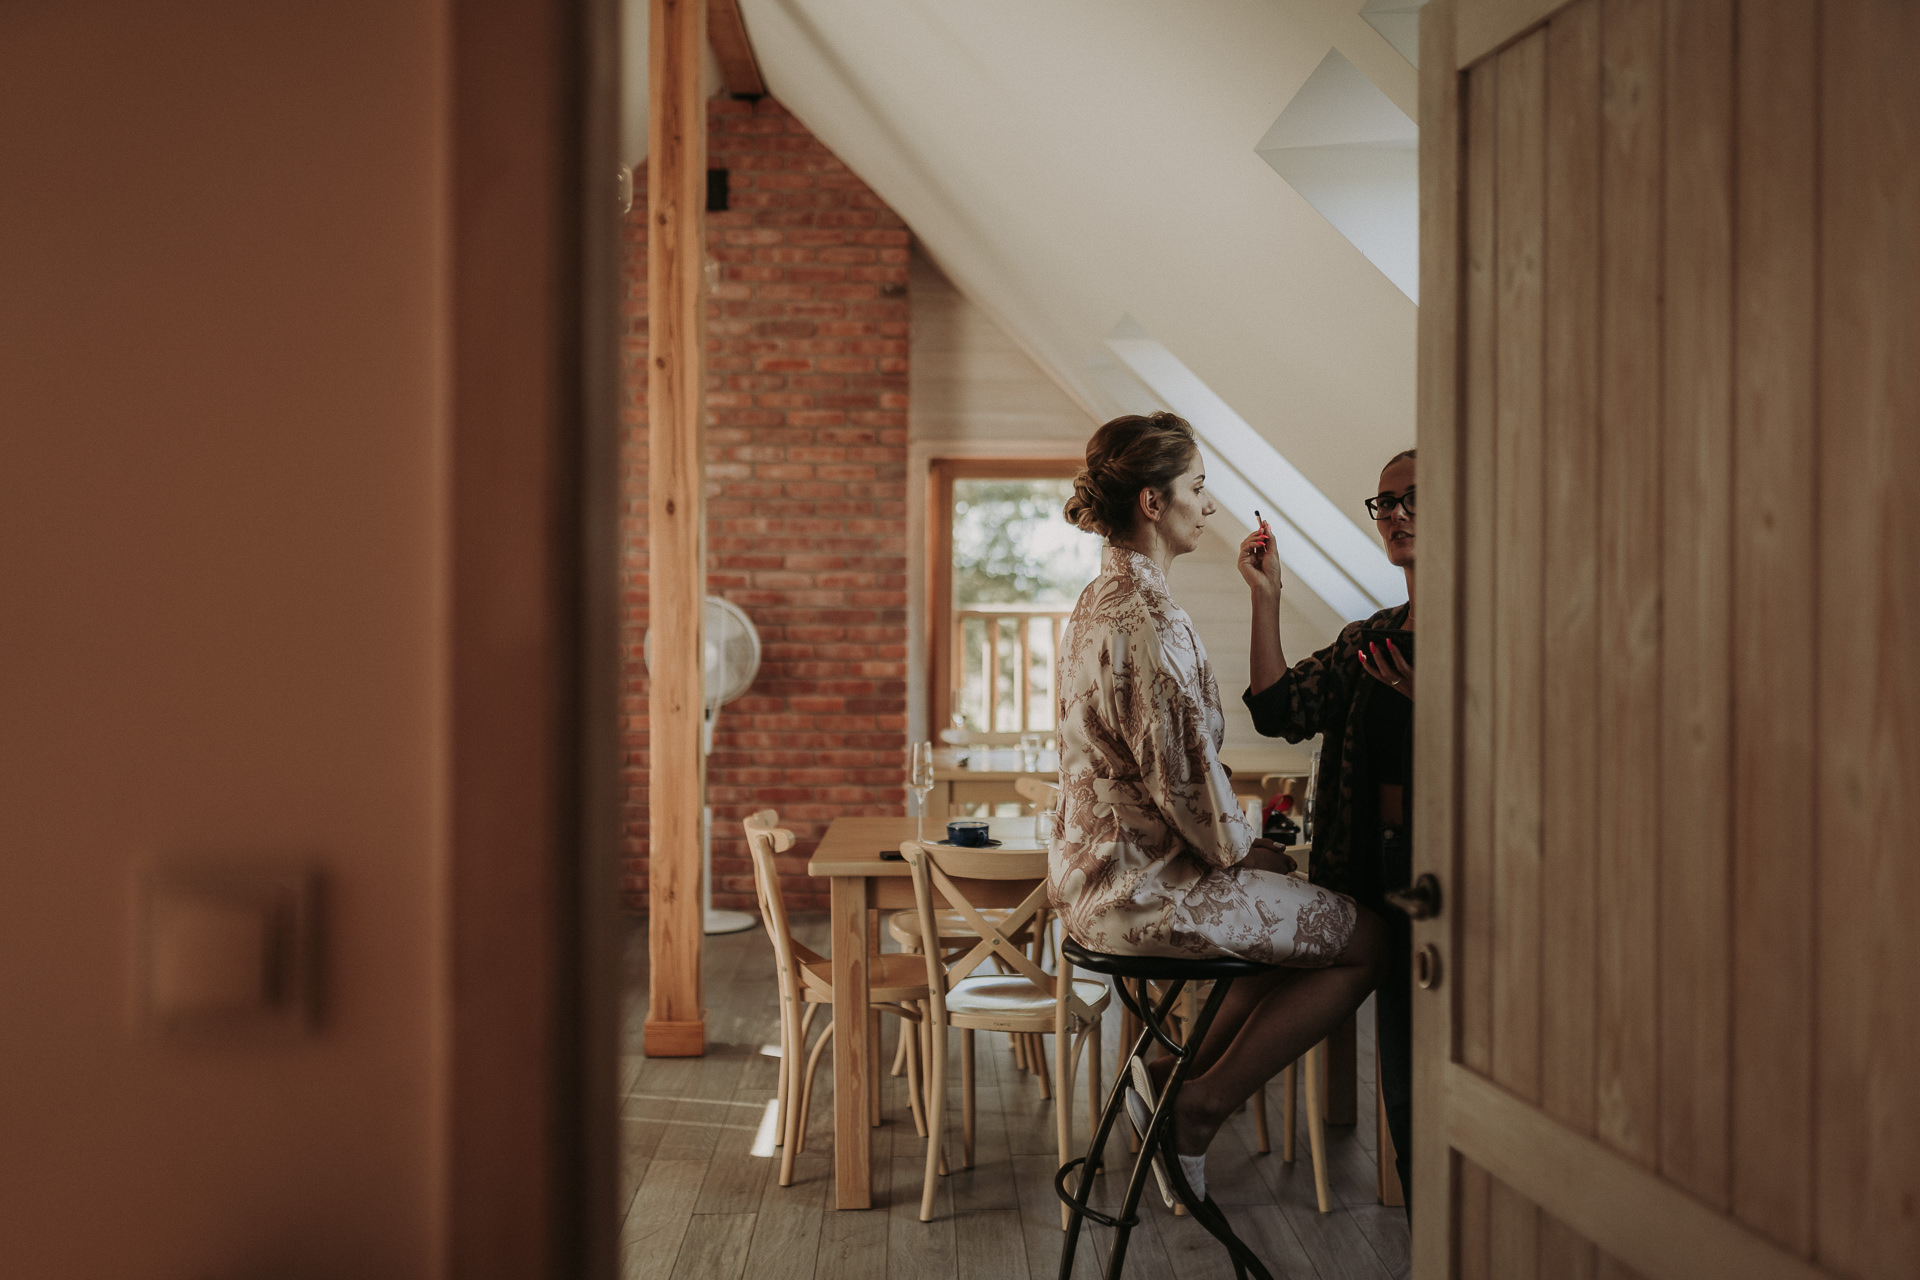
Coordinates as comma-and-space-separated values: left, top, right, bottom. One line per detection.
926, 456, 1083, 739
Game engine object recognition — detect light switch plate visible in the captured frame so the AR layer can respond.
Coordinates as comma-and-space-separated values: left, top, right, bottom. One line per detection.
139, 862, 317, 1038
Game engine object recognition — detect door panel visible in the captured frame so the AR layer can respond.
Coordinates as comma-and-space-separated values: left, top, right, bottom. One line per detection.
1488, 24, 1545, 1113
1730, 0, 1819, 1251
1655, 0, 1734, 1211
1816, 6, 1920, 1276
1592, 0, 1662, 1172
1417, 0, 1920, 1276
1461, 1156, 1640, 1280
1537, 0, 1601, 1151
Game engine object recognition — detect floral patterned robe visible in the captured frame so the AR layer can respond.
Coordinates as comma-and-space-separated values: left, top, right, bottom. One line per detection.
1047, 547, 1357, 967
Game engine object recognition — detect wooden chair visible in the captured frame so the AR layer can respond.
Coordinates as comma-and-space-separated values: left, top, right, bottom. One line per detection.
886, 905, 1034, 1076
1013, 775, 1059, 813
743, 811, 932, 1187
888, 784, 1056, 1088
901, 839, 1110, 1225
1007, 775, 1062, 1081
888, 901, 1059, 1094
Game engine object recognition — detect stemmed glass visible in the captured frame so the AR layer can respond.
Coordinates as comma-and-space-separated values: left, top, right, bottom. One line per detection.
909, 741, 936, 844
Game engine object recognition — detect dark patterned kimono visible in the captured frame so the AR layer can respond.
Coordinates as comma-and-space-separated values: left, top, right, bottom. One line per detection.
1047, 547, 1358, 967
1242, 601, 1414, 909
1245, 598, 1418, 1211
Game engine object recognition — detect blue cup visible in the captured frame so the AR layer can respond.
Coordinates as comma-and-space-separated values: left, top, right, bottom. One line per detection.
945, 820, 991, 847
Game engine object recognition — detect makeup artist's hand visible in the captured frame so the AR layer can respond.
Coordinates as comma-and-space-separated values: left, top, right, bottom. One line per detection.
1237, 518, 1282, 596
1359, 636, 1414, 701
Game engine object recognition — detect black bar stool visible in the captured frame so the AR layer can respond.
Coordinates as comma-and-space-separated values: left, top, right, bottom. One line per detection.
1054, 937, 1276, 1280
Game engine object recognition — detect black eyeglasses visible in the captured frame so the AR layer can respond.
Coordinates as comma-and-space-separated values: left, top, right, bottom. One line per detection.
1365, 486, 1416, 519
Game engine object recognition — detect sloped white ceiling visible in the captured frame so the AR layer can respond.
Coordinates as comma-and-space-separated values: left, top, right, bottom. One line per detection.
1256, 49, 1419, 301
734, 0, 1421, 534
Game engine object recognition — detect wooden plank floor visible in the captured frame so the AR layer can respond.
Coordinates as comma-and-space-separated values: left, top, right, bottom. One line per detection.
620, 917, 1410, 1279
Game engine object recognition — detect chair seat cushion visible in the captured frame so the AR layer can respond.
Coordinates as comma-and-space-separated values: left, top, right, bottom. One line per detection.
944, 974, 1109, 1019
1061, 936, 1277, 981
800, 952, 931, 1003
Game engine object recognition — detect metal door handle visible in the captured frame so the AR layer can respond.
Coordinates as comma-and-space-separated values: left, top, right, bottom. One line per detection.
1414, 944, 1442, 990
1385, 873, 1442, 920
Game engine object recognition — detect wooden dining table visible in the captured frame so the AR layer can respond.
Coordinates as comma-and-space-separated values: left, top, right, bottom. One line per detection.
930, 744, 1317, 817
806, 811, 1047, 1210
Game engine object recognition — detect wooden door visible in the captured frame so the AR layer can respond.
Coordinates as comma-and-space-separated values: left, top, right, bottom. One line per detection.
1414, 1, 1918, 1277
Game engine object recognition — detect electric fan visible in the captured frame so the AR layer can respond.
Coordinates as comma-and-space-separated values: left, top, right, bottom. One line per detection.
644, 595, 763, 934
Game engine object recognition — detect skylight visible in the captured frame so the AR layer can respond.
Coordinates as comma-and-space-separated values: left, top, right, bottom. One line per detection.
1360, 0, 1432, 67
1255, 50, 1419, 301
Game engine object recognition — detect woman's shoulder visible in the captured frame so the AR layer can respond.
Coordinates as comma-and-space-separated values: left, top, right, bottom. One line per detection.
1066, 572, 1151, 659
1073, 567, 1150, 628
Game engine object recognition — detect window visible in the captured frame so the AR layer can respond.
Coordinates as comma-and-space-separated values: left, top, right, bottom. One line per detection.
928, 459, 1099, 741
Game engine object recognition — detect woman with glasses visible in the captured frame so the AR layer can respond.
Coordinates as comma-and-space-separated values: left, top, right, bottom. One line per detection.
1049, 411, 1388, 1207
1239, 447, 1418, 1210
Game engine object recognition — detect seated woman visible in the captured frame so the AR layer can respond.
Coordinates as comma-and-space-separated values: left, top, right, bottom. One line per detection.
1047, 410, 1387, 1202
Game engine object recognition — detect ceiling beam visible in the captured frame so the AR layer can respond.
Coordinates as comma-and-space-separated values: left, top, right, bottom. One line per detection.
708, 0, 766, 97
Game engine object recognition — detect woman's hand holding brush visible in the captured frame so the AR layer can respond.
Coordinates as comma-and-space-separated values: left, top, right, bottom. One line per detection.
1237, 509, 1282, 596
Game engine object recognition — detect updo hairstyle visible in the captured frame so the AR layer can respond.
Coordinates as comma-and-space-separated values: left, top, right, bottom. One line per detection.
1063, 411, 1200, 540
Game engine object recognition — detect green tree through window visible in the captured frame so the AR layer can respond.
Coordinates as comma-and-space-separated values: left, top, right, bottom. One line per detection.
952, 479, 1100, 607
951, 478, 1101, 735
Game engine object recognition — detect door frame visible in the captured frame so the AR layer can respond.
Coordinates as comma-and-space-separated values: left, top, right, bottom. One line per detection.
449, 0, 622, 1274
1411, 6, 1465, 1278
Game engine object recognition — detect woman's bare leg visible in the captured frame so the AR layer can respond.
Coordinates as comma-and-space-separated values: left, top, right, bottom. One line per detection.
1151, 907, 1389, 1158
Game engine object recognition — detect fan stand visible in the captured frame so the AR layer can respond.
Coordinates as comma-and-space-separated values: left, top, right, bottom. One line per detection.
702, 704, 757, 935
702, 806, 757, 934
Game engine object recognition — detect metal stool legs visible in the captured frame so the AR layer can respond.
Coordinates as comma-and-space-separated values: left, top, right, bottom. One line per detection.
1055, 974, 1275, 1280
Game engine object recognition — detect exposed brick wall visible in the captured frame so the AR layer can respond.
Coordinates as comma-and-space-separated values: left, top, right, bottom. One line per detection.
620, 97, 910, 915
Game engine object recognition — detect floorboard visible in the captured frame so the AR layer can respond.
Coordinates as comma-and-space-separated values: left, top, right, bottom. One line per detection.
667, 1212, 755, 1280
743, 1151, 828, 1280
622, 916, 1409, 1279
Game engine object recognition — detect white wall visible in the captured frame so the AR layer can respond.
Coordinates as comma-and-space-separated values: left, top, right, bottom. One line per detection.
908, 248, 1331, 754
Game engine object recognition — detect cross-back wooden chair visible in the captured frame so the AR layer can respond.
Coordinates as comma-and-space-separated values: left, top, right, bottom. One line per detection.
743, 811, 931, 1188
1013, 775, 1060, 813
887, 788, 1056, 1090
901, 839, 1110, 1226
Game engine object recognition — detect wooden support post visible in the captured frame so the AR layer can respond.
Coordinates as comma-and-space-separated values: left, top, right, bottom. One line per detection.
644, 0, 708, 1058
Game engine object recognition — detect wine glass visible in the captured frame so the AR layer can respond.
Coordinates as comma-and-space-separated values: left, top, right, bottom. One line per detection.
908, 741, 936, 844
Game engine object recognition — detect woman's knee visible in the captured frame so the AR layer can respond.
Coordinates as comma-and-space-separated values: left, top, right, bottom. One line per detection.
1339, 905, 1392, 985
